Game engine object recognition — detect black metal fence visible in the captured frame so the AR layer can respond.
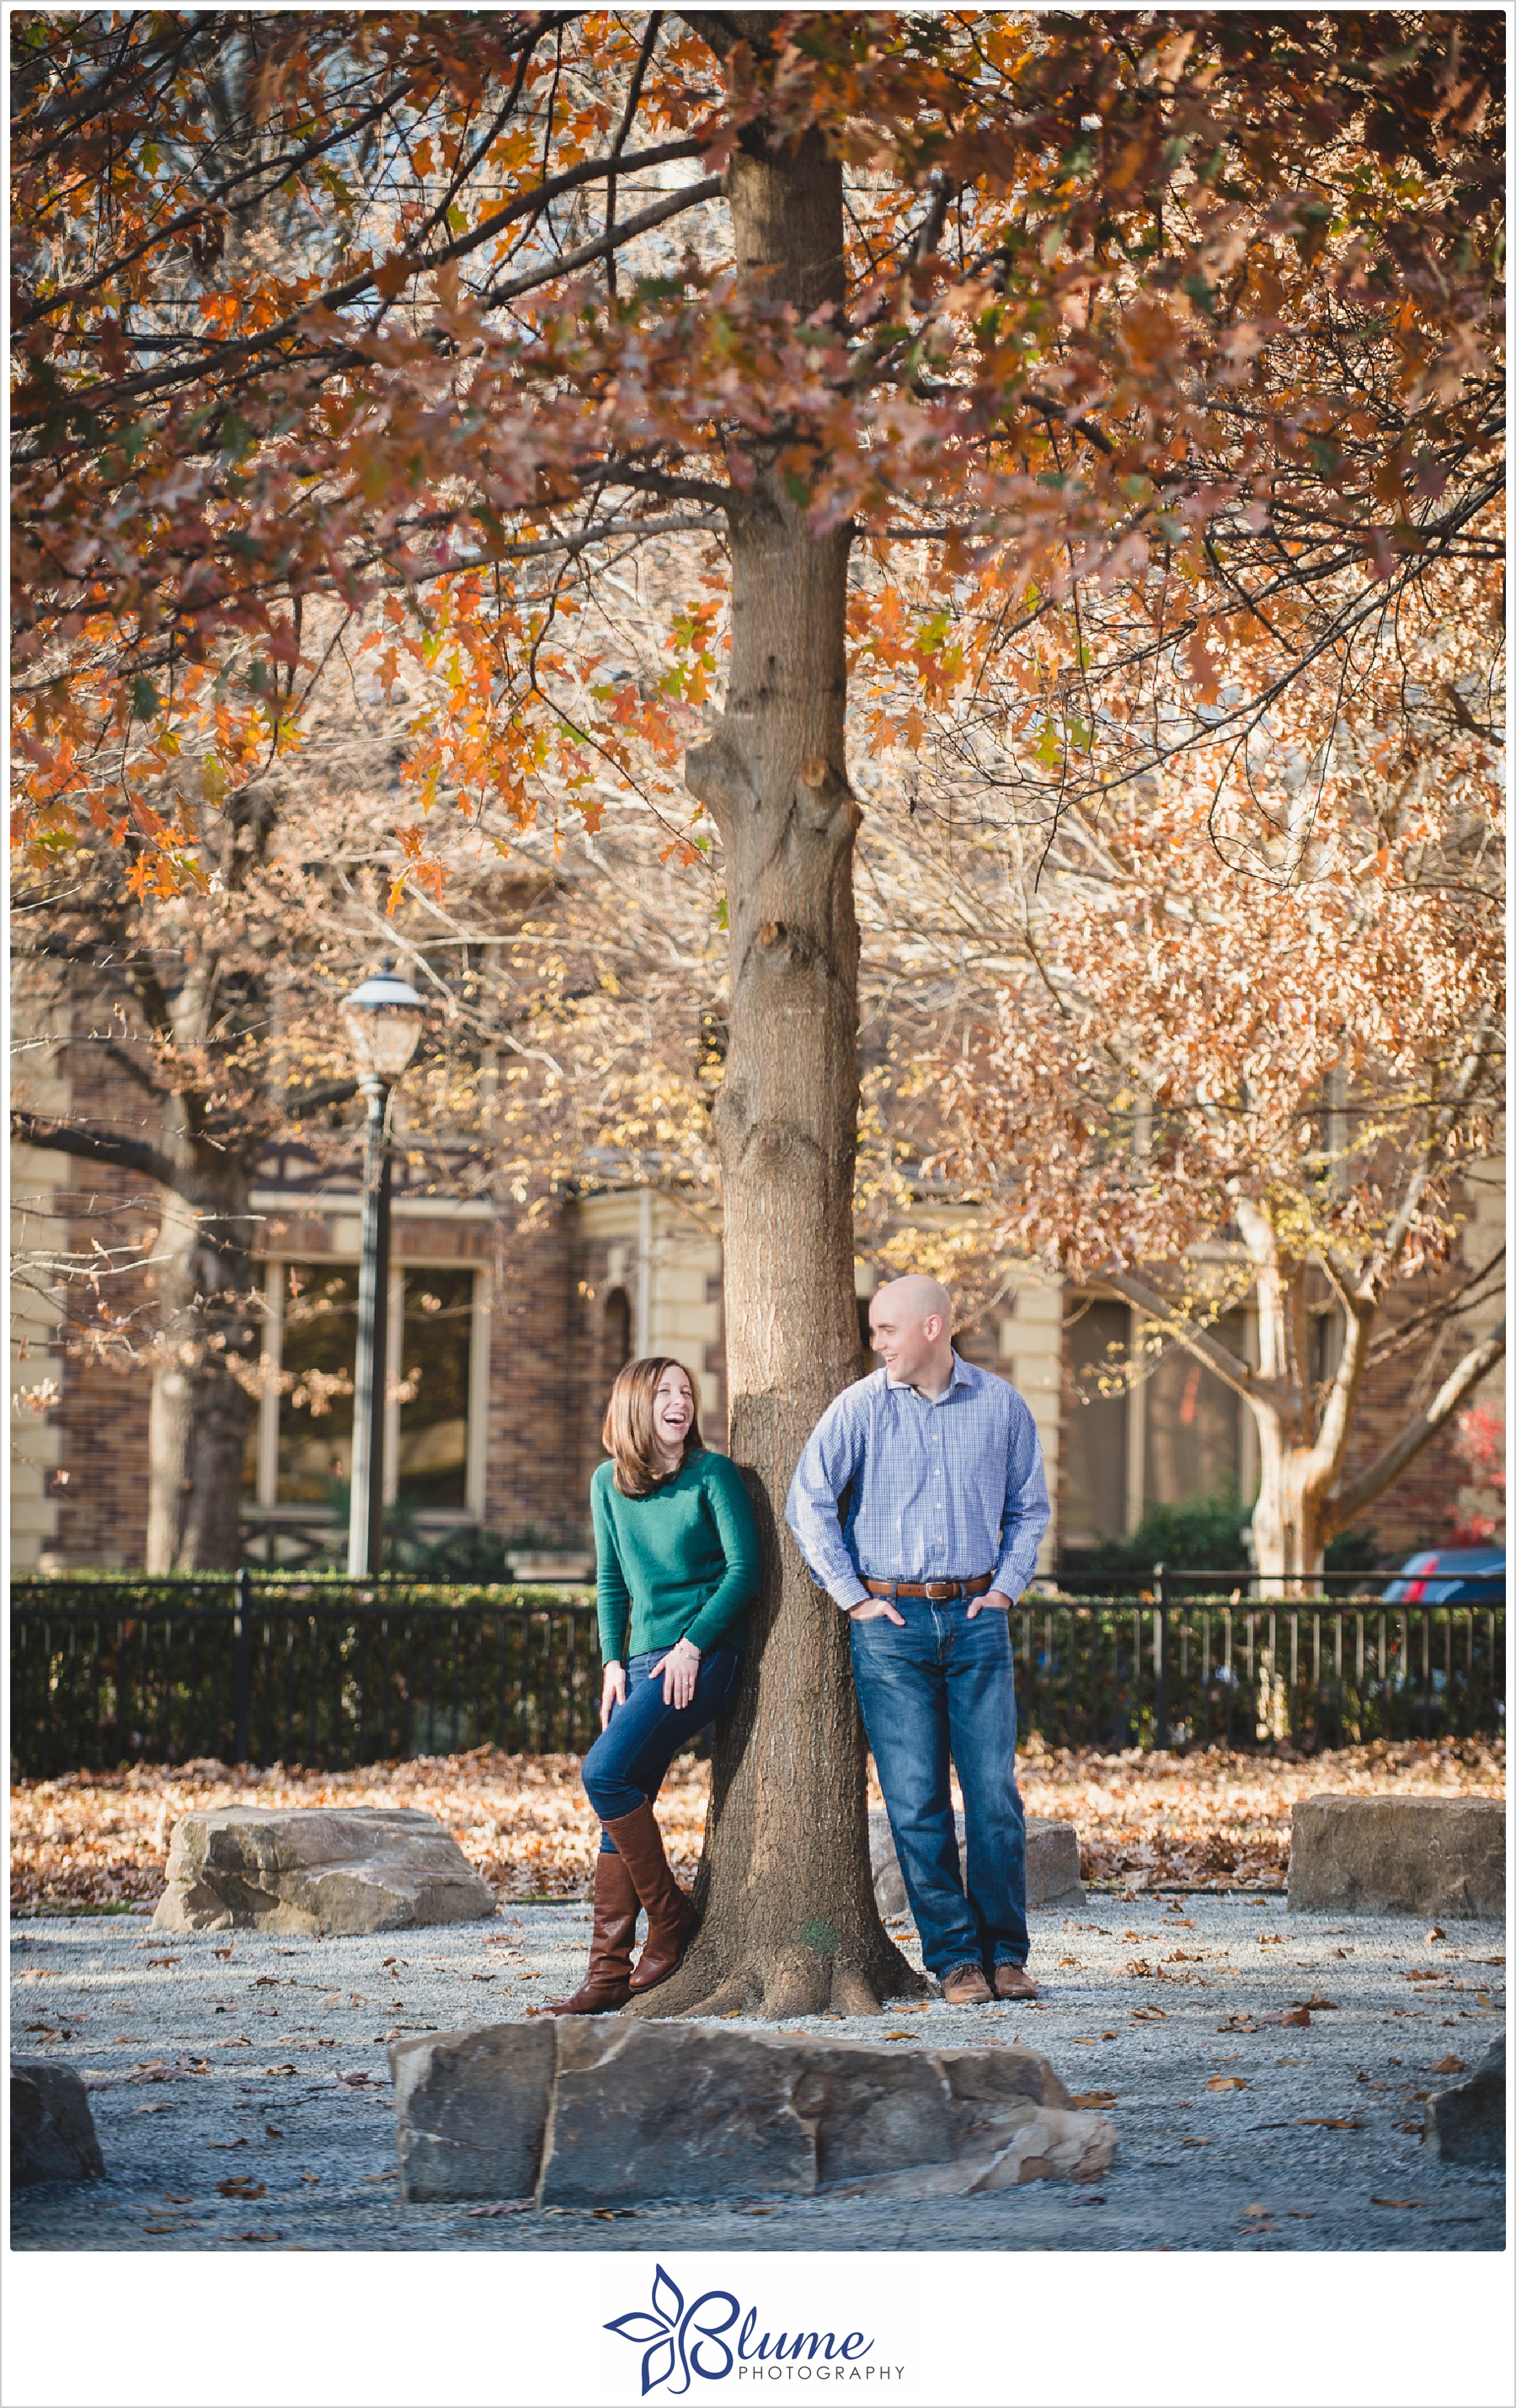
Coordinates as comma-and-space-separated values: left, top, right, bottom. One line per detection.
10, 1574, 603, 1779
9, 1571, 1507, 1779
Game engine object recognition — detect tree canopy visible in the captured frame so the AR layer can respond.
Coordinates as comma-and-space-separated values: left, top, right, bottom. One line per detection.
13, 9, 1503, 891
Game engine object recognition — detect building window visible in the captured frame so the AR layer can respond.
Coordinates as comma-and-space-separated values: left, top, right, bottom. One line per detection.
1062, 1298, 1130, 1547
1143, 1310, 1246, 1510
604, 1286, 633, 1380
396, 1268, 472, 1511
276, 1265, 358, 1503
243, 1258, 479, 1521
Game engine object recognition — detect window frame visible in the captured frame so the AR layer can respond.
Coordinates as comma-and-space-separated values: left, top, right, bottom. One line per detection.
246, 1249, 488, 1527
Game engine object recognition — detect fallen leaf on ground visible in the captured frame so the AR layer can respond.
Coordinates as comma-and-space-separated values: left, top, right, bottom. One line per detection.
1207, 2077, 1248, 2091
1178, 2138, 1210, 2148
1294, 2118, 1364, 2130
1426, 1927, 1445, 1942
228, 2230, 282, 2244
13, 1739, 1502, 1910
464, 2203, 531, 2218
1371, 2197, 1423, 2208
299, 2172, 320, 2185
1278, 2007, 1311, 2029
1285, 2210, 1316, 2219
216, 2177, 266, 2198
1293, 1994, 1338, 2011
206, 2139, 248, 2150
1431, 2056, 1466, 2074
1070, 2091, 1117, 2109
264, 2125, 284, 2139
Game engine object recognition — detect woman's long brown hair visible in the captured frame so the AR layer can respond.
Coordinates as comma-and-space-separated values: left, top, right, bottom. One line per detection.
602, 1356, 705, 1498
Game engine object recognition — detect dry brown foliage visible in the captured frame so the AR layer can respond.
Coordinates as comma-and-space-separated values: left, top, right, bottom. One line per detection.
11, 1738, 1503, 1915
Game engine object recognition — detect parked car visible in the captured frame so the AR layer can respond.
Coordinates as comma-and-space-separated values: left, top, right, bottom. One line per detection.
1380, 1546, 1506, 1605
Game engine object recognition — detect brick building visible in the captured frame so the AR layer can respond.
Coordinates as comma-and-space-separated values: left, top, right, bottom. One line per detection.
10, 989, 1505, 1574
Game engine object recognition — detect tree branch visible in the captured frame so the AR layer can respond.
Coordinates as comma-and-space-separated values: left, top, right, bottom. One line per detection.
1324, 1322, 1507, 1537
478, 175, 723, 308
284, 1079, 360, 1121
10, 1111, 176, 1188
1096, 1268, 1261, 1401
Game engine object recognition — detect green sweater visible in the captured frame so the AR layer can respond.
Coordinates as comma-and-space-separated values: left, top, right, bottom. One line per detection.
591, 1449, 758, 1663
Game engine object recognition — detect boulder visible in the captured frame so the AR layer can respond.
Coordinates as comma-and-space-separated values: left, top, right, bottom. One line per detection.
389, 2017, 1112, 2207
869, 1809, 1084, 1920
1424, 2035, 1504, 2166
392, 2022, 555, 2201
153, 1805, 497, 1935
1287, 1795, 1504, 1921
12, 2059, 105, 2187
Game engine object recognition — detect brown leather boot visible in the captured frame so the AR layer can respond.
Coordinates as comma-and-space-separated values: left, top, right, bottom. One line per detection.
603, 1801, 698, 1994
547, 1849, 639, 2014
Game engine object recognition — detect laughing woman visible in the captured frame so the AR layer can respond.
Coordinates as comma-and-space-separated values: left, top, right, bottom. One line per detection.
550, 1356, 757, 2016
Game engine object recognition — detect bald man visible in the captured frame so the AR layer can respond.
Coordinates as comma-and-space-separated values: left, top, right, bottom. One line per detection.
786, 1276, 1050, 2006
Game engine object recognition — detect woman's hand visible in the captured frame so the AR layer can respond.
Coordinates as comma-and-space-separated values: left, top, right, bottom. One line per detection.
600, 1659, 627, 1730
651, 1635, 702, 1711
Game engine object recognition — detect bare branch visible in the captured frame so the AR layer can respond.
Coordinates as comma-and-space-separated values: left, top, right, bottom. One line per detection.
1325, 1322, 1507, 1536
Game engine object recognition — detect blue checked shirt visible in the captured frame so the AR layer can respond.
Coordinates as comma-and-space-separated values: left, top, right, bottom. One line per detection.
785, 1353, 1051, 1611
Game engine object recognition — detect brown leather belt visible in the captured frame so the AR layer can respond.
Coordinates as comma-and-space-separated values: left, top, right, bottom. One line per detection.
861, 1573, 994, 1601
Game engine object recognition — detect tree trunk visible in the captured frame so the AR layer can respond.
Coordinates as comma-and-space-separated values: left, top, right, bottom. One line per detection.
630, 125, 921, 2016
1246, 1403, 1327, 1590
145, 1154, 259, 1571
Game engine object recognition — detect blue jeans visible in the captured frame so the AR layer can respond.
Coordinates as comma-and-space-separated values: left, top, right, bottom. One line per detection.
849, 1601, 1028, 1977
583, 1645, 743, 1852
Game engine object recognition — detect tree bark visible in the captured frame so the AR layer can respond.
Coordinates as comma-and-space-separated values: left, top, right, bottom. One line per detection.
629, 121, 921, 2016
144, 1146, 259, 1571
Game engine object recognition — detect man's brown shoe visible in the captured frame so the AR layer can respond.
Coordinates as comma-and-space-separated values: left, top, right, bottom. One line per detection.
940, 1963, 993, 2006
990, 1963, 1038, 2000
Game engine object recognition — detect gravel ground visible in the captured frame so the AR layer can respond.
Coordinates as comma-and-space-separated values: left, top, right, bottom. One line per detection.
10, 1893, 1504, 2254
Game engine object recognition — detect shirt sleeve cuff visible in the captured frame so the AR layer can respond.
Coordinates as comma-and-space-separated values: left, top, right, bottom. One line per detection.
833, 1576, 869, 1611
992, 1558, 1023, 1602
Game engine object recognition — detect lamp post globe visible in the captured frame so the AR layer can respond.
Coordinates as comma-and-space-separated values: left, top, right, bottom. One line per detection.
339, 960, 425, 1577
339, 962, 427, 1092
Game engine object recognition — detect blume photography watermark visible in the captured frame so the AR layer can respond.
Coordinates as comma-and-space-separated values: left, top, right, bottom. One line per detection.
605, 2265, 904, 2397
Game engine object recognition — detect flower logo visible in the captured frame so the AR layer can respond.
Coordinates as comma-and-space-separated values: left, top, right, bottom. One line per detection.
605, 2265, 740, 2396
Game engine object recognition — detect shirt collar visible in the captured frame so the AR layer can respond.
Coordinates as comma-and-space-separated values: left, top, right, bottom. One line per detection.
884, 1349, 974, 1403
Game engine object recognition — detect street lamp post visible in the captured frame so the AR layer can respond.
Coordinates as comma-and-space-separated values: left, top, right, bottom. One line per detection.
339, 962, 426, 1576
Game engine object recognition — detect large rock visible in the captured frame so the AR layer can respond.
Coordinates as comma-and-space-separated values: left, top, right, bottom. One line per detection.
390, 2018, 1113, 2207
12, 2059, 105, 2187
1287, 1795, 1504, 1921
869, 1809, 1084, 1920
153, 1806, 497, 1934
1424, 2035, 1504, 2166
392, 2022, 555, 2201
